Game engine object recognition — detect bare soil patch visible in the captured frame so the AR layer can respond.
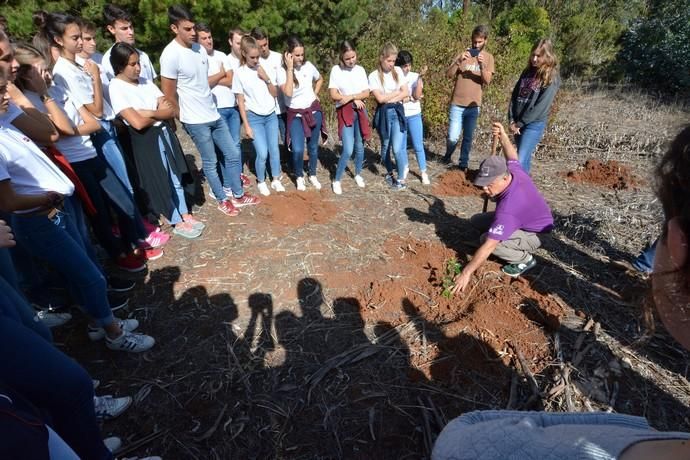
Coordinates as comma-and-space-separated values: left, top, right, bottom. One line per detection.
562, 159, 643, 190
256, 190, 339, 227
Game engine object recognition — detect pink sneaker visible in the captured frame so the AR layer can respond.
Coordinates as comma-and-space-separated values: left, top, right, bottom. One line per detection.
144, 231, 170, 248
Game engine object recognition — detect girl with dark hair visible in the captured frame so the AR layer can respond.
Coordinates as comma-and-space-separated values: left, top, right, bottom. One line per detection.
36, 11, 170, 250
277, 36, 326, 191
234, 35, 283, 196
508, 38, 560, 173
369, 42, 409, 190
395, 50, 430, 185
328, 40, 371, 195
108, 42, 202, 239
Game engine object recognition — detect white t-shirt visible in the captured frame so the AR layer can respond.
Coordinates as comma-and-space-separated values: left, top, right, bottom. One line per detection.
0, 101, 24, 124
102, 46, 157, 83
159, 40, 219, 124
368, 66, 406, 95
259, 50, 285, 113
328, 64, 368, 108
109, 77, 164, 127
402, 71, 422, 117
233, 65, 278, 116
52, 56, 116, 121
277, 61, 320, 110
207, 49, 235, 109
24, 86, 98, 164
0, 124, 75, 205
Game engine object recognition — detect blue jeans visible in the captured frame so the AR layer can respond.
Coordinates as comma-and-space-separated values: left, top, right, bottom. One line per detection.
335, 112, 366, 181
247, 111, 281, 182
632, 238, 658, 273
184, 117, 243, 201
515, 120, 546, 173
159, 127, 189, 224
290, 112, 322, 177
91, 119, 134, 194
11, 200, 114, 327
0, 274, 51, 342
278, 112, 287, 145
403, 113, 427, 172
445, 104, 480, 168
379, 107, 407, 178
218, 107, 242, 164
0, 317, 111, 460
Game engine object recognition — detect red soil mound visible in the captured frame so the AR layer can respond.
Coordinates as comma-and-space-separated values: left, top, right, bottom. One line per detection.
355, 237, 564, 382
564, 159, 642, 190
432, 169, 484, 197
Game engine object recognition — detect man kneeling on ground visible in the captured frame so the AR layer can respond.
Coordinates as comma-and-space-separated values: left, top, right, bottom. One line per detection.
452, 122, 553, 293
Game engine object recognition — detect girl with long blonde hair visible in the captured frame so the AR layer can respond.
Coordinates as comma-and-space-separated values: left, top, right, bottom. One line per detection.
508, 38, 560, 173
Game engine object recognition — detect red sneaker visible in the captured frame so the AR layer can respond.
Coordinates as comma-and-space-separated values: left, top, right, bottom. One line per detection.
230, 193, 261, 208
116, 253, 146, 272
137, 247, 164, 261
240, 174, 251, 187
217, 200, 240, 216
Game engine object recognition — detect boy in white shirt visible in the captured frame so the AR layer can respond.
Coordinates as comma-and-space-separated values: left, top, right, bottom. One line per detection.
159, 5, 259, 216
101, 4, 157, 84
196, 23, 249, 187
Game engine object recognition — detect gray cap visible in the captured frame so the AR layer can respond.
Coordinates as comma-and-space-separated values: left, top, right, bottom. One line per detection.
473, 156, 508, 187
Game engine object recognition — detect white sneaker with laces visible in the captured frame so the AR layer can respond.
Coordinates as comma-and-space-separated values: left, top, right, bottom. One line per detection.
257, 182, 271, 196
106, 330, 155, 353
271, 179, 286, 192
89, 318, 139, 341
94, 395, 132, 420
104, 436, 122, 453
296, 177, 306, 191
37, 310, 72, 328
354, 175, 365, 188
421, 172, 430, 185
332, 181, 342, 195
308, 175, 322, 190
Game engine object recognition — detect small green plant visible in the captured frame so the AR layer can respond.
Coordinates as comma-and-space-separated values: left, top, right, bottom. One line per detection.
441, 257, 463, 299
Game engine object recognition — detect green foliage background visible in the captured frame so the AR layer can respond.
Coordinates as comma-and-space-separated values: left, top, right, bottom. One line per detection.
3, 0, 688, 135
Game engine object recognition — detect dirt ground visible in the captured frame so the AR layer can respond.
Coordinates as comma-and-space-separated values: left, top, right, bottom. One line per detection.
57, 87, 690, 459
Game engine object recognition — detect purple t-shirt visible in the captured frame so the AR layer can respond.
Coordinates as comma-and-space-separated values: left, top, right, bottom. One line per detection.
487, 160, 553, 241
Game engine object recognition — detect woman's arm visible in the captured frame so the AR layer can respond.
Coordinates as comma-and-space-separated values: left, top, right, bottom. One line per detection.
8, 83, 59, 144
0, 180, 62, 213
236, 94, 253, 139
82, 60, 104, 119
74, 106, 103, 136
257, 66, 278, 98
278, 53, 294, 98
412, 76, 423, 100
313, 75, 323, 98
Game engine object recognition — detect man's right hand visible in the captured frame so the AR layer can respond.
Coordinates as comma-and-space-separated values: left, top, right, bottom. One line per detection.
0, 220, 16, 248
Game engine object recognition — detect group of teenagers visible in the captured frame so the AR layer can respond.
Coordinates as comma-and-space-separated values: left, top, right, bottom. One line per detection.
0, 2, 603, 458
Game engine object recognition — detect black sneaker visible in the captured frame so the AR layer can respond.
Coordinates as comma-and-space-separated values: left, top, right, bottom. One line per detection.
107, 277, 136, 293
440, 156, 451, 164
501, 256, 537, 278
108, 293, 129, 312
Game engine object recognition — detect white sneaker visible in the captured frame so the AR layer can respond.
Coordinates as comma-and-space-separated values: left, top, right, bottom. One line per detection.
104, 436, 122, 453
37, 310, 72, 328
296, 177, 306, 191
257, 182, 271, 196
271, 179, 285, 192
308, 175, 322, 190
354, 175, 365, 188
106, 330, 155, 353
332, 181, 342, 195
421, 172, 430, 185
94, 395, 132, 420
88, 318, 139, 341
